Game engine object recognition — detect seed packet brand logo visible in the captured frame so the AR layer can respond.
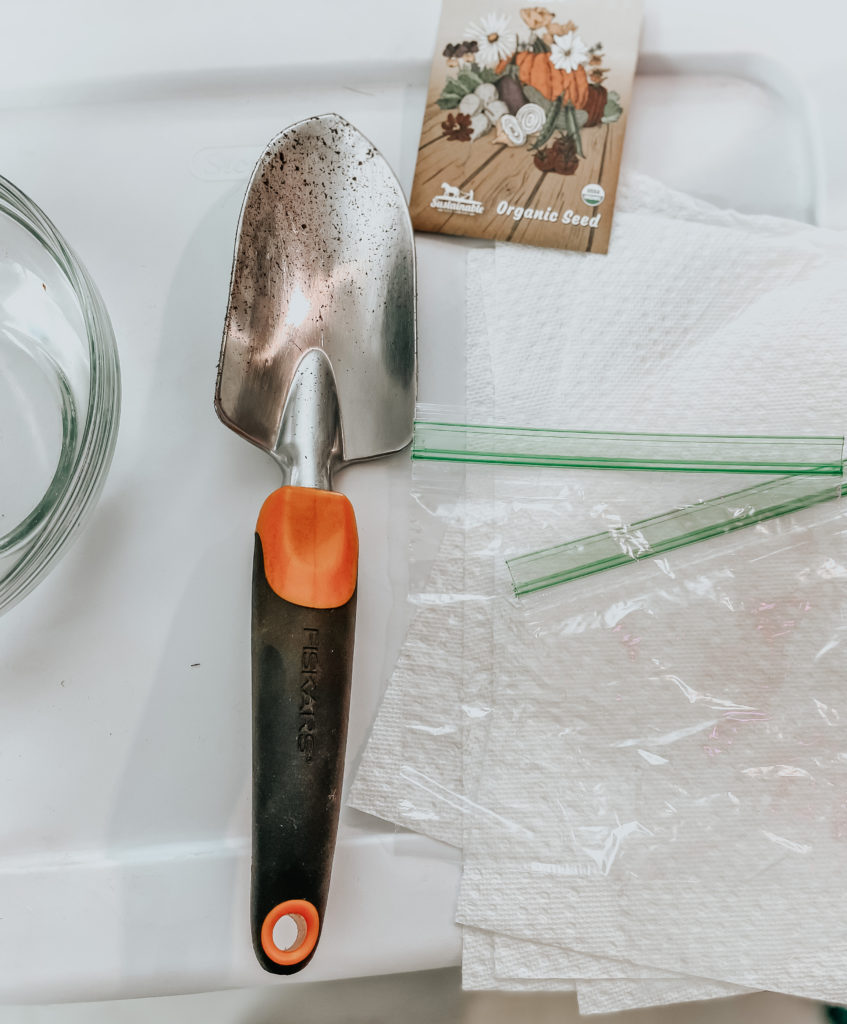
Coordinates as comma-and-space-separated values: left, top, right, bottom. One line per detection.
430, 181, 485, 215
581, 184, 605, 207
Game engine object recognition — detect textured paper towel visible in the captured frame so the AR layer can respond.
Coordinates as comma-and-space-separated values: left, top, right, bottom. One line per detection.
495, 934, 685, 981
352, 254, 613, 992
489, 176, 847, 437
493, 934, 751, 1012
354, 233, 744, 1003
576, 979, 748, 1015
354, 175, 847, 844
349, 252, 493, 844
464, 237, 741, 1005
464, 931, 740, 1009
350, 174, 847, 999
463, 180, 847, 1004
353, 245, 755, 843
462, 928, 576, 993
461, 284, 574, 998
348, 519, 466, 847
463, 199, 767, 1005
456, 298, 580, 997
385, 256, 749, 999
351, 257, 743, 1004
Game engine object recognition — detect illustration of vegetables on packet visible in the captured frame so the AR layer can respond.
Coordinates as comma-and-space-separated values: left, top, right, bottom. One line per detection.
410, 1, 643, 252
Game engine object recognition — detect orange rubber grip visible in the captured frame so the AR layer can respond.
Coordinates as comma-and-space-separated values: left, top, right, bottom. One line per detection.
255, 487, 358, 609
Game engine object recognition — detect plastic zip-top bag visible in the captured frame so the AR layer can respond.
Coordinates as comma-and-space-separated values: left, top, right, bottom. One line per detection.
414, 405, 844, 476
508, 466, 847, 594
457, 492, 847, 1003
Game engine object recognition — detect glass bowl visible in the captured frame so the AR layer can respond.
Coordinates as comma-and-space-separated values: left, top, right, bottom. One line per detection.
0, 176, 120, 614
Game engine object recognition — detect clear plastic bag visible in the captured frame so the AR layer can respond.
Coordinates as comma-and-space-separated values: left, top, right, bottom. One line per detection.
352, 456, 804, 843
508, 468, 845, 594
410, 404, 846, 595
456, 493, 847, 1001
352, 456, 847, 1001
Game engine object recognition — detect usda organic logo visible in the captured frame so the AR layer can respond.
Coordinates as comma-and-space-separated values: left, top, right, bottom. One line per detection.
581, 184, 605, 207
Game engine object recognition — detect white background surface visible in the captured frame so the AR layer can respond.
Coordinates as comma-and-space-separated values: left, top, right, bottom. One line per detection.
0, 0, 846, 1008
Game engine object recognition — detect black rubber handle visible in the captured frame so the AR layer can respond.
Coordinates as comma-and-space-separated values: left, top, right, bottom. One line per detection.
250, 533, 356, 974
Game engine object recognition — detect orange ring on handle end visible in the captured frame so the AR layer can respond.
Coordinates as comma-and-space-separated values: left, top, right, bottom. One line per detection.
260, 899, 320, 966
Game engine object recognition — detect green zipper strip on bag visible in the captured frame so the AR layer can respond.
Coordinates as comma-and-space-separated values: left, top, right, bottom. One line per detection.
412, 418, 845, 476
507, 470, 847, 596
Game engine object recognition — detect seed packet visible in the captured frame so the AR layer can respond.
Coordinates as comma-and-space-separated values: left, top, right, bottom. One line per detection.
410, 1, 643, 253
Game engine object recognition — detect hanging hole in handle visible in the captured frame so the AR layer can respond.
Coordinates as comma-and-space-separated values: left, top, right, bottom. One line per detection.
273, 913, 306, 950
261, 899, 320, 965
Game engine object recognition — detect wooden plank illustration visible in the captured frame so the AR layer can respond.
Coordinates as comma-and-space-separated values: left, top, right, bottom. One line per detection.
435, 146, 543, 238
410, 99, 628, 251
413, 140, 542, 241
586, 118, 627, 253
410, 129, 501, 198
507, 122, 614, 251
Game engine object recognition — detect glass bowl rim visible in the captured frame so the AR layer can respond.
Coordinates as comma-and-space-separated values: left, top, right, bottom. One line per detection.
0, 175, 121, 614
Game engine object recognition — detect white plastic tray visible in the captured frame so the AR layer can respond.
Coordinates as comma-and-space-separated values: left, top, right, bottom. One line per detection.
0, 0, 843, 1004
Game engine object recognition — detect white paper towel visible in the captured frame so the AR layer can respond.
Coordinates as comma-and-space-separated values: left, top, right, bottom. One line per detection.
489, 174, 847, 437
349, 251, 492, 845
348, 520, 466, 848
464, 188, 785, 1006
352, 175, 847, 1006
462, 927, 577, 993
354, 242, 747, 1003
576, 978, 749, 1015
456, 182, 847, 1006
495, 934, 686, 981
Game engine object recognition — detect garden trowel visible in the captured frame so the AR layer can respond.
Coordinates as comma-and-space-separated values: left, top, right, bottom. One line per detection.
215, 114, 416, 974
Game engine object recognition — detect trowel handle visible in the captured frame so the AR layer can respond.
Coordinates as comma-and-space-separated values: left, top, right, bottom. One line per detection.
250, 485, 358, 974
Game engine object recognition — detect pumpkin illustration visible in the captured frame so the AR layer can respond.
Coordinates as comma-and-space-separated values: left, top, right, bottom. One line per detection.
497, 52, 590, 110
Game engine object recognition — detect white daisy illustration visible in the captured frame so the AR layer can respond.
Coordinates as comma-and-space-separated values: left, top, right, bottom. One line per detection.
550, 30, 590, 73
464, 12, 517, 69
